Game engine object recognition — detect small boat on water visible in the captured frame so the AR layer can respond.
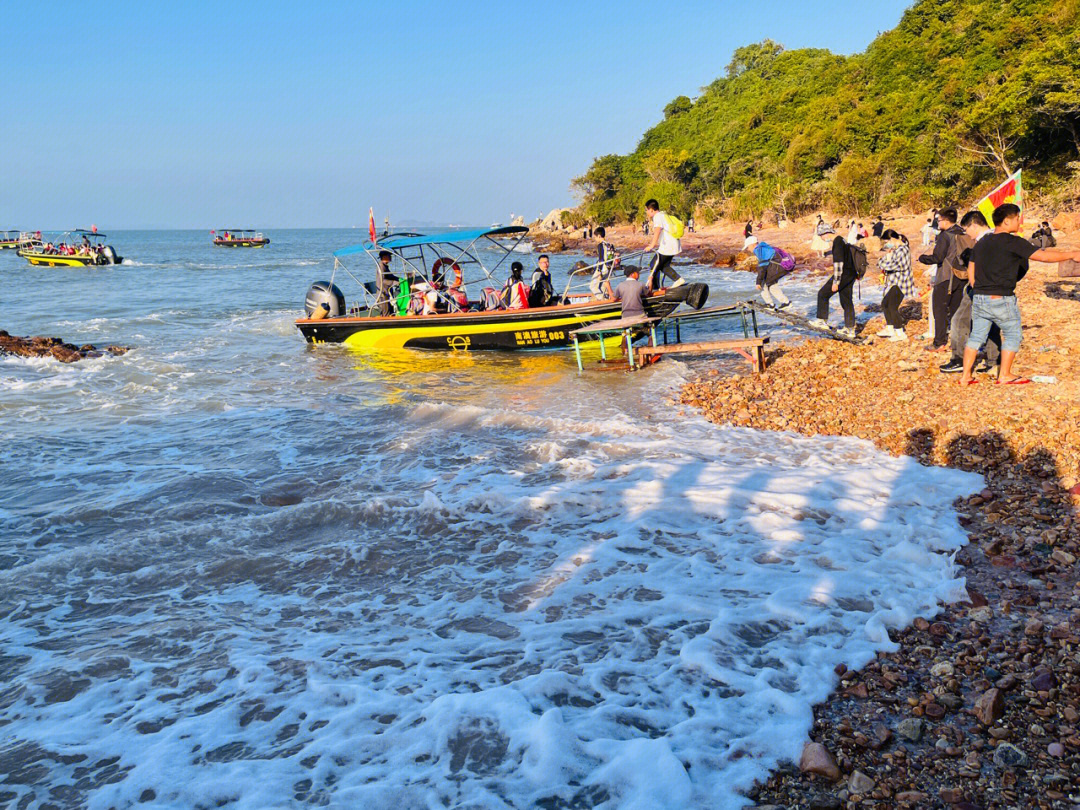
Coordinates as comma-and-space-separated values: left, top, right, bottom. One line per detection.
213, 229, 270, 247
17, 230, 122, 266
295, 226, 708, 351
0, 230, 22, 249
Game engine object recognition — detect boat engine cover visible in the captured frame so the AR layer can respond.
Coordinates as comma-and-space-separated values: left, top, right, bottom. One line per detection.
101, 246, 118, 264
305, 281, 346, 318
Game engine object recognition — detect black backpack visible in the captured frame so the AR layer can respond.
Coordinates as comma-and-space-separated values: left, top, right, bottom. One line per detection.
851, 243, 869, 279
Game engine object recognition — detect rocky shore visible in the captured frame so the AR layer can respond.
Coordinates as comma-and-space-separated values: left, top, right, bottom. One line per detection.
0, 330, 129, 363
675, 233, 1080, 808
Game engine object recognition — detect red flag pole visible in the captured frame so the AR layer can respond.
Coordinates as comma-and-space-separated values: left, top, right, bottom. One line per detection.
368, 208, 377, 244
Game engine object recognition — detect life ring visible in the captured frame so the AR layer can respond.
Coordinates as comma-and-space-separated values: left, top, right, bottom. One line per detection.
431, 257, 463, 288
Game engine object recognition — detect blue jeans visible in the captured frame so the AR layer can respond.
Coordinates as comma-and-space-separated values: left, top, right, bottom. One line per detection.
967, 294, 1022, 353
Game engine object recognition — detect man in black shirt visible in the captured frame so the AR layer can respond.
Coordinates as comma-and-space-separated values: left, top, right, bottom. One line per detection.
374, 250, 398, 316
960, 204, 1080, 385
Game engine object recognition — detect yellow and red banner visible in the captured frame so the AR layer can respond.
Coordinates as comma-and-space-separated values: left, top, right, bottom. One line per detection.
976, 169, 1023, 228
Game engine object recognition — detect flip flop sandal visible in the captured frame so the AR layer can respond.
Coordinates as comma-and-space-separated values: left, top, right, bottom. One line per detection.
959, 378, 979, 386
995, 378, 1031, 385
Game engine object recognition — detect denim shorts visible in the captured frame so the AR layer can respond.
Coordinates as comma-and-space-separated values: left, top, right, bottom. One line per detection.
966, 294, 1022, 353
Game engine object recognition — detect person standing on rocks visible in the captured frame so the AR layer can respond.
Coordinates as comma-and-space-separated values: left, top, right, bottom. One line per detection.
644, 199, 685, 289
940, 210, 1000, 374
810, 234, 860, 338
875, 229, 915, 341
959, 203, 1080, 386
919, 208, 967, 352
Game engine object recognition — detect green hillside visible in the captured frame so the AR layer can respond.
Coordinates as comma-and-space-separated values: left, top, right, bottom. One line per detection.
572, 0, 1080, 224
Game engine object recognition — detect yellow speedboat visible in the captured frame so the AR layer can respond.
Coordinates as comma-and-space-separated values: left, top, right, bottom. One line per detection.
213, 228, 270, 247
0, 230, 22, 249
18, 230, 122, 266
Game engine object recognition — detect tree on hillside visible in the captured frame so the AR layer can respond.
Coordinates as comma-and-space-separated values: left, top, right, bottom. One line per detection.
569, 0, 1080, 224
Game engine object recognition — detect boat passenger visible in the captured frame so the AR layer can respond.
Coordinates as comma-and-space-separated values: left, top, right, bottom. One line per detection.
374, 250, 398, 316
591, 227, 618, 299
503, 262, 530, 310
644, 199, 685, 289
612, 266, 647, 319
529, 255, 557, 307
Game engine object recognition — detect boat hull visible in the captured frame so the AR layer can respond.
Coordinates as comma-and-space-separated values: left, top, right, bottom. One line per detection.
214, 239, 269, 248
18, 251, 122, 267
296, 293, 694, 351
0, 241, 19, 250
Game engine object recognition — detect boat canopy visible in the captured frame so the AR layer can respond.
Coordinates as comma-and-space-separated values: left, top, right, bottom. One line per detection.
334, 226, 528, 257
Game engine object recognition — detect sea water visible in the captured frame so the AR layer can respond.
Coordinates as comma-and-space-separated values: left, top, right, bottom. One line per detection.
0, 231, 980, 809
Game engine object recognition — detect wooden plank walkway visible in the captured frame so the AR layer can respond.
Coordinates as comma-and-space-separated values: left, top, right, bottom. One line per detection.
637, 336, 770, 373
741, 300, 863, 345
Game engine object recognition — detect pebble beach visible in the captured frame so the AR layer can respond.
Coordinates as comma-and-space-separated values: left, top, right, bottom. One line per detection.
664, 218, 1080, 809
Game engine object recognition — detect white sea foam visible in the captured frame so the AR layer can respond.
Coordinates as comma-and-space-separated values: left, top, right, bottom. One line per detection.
0, 385, 980, 809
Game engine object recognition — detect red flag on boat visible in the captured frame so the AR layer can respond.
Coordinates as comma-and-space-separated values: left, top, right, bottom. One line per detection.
369, 208, 377, 244
210, 230, 216, 234
91, 224, 98, 233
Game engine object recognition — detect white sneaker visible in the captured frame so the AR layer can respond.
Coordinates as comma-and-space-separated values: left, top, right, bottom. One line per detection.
876, 326, 895, 338
808, 318, 830, 330
669, 278, 687, 288
889, 329, 909, 342
838, 327, 856, 339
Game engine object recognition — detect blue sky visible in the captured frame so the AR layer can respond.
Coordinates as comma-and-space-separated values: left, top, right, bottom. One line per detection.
2, 0, 912, 229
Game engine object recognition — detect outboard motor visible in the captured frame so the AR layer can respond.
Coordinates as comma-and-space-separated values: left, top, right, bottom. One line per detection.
100, 245, 118, 265
305, 281, 346, 319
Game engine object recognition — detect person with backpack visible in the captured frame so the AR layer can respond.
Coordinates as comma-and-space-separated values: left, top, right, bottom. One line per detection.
875, 229, 915, 341
644, 199, 686, 290
591, 227, 619, 299
529, 254, 557, 307
918, 208, 966, 351
810, 234, 863, 338
752, 240, 794, 309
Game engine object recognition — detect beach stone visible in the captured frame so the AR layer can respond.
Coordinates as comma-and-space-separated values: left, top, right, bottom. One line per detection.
896, 718, 924, 742
973, 688, 1004, 726
1024, 618, 1044, 636
848, 770, 874, 794
1051, 549, 1076, 565
939, 693, 963, 711
1030, 670, 1056, 692
931, 661, 955, 677
992, 742, 1028, 769
924, 702, 946, 719
968, 606, 992, 624
1047, 742, 1065, 757
895, 791, 927, 804
1063, 706, 1079, 723
939, 787, 964, 803
799, 742, 841, 781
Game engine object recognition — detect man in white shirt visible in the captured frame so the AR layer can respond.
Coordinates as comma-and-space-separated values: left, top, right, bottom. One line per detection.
644, 199, 685, 290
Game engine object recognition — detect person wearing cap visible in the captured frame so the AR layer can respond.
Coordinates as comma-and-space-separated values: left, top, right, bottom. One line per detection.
374, 250, 398, 316
612, 265, 647, 319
